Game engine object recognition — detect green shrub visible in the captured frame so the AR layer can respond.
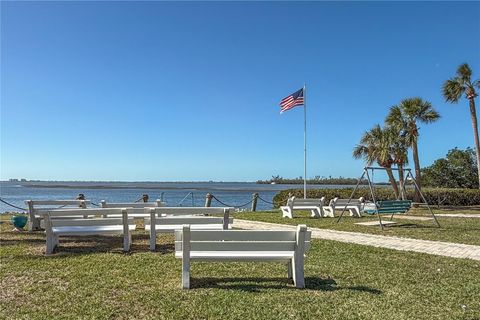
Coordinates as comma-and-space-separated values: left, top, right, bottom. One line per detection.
272, 187, 480, 207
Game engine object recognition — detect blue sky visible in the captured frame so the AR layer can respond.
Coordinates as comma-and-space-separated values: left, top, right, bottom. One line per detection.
1, 1, 479, 181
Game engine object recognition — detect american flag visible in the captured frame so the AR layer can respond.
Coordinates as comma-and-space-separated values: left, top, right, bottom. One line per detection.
279, 88, 304, 113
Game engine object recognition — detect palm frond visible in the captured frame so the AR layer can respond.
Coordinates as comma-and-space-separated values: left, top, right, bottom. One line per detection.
442, 78, 463, 103
457, 63, 472, 81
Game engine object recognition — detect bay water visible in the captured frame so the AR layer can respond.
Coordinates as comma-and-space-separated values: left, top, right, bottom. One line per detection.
0, 181, 355, 213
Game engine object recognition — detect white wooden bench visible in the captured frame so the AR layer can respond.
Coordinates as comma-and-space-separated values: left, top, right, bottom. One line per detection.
281, 197, 329, 218
100, 200, 164, 217
175, 224, 311, 289
40, 208, 136, 254
25, 200, 90, 231
145, 207, 233, 251
324, 197, 365, 217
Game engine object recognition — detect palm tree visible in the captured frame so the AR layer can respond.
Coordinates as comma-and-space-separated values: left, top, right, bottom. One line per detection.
443, 63, 480, 188
386, 126, 409, 199
386, 98, 440, 200
353, 125, 399, 198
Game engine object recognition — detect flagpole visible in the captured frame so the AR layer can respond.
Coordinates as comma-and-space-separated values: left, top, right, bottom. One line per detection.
303, 83, 307, 199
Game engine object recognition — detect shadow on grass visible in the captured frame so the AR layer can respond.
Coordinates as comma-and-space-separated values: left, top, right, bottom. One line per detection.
0, 237, 45, 246
190, 276, 382, 294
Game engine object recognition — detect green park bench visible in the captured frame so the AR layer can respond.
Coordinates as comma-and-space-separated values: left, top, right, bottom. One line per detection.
365, 200, 413, 215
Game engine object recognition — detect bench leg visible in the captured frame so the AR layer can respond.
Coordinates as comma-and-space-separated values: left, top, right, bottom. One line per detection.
355, 208, 362, 218
281, 207, 293, 219
292, 255, 305, 288
310, 209, 321, 218
323, 207, 334, 218
149, 227, 157, 251
46, 235, 56, 254
123, 232, 131, 252
287, 260, 293, 280
182, 257, 190, 289
29, 217, 41, 232
53, 235, 59, 247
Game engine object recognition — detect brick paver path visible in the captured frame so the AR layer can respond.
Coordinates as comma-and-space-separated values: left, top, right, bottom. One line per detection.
233, 219, 480, 261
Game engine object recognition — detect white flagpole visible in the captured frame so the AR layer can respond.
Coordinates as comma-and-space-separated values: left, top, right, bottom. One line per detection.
303, 83, 307, 199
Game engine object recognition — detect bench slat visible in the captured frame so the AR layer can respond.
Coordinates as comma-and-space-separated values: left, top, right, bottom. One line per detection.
146, 224, 227, 232
175, 230, 297, 241
176, 241, 297, 252
52, 225, 136, 235
175, 251, 295, 261
42, 208, 126, 217
51, 218, 135, 227
102, 202, 162, 208
148, 217, 231, 225
26, 200, 91, 206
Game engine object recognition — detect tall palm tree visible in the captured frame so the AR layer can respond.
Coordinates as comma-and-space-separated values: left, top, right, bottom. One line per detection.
353, 125, 399, 198
386, 126, 409, 199
386, 98, 440, 200
443, 63, 480, 188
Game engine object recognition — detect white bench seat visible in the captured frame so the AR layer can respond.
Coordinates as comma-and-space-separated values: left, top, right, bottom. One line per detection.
40, 208, 135, 254
175, 225, 311, 289
324, 197, 364, 217
281, 197, 329, 218
174, 251, 295, 260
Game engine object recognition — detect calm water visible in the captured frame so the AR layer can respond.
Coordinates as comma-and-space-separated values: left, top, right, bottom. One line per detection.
0, 181, 356, 213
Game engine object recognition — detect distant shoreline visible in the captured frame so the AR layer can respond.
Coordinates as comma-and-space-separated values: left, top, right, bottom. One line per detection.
2, 181, 371, 191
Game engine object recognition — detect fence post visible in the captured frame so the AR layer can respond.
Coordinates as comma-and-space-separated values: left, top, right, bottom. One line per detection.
142, 194, 149, 203
205, 193, 213, 207
251, 193, 259, 212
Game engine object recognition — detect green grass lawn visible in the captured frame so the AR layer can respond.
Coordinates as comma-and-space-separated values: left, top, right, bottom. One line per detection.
1, 219, 479, 320
233, 207, 480, 246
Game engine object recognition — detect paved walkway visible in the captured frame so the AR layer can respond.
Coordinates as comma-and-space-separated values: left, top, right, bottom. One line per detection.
233, 219, 480, 261
434, 214, 480, 218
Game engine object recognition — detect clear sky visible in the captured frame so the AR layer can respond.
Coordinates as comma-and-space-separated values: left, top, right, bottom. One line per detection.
1, 1, 480, 182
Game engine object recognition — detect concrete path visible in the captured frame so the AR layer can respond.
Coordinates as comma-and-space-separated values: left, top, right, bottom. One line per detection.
233, 219, 480, 261
434, 214, 480, 218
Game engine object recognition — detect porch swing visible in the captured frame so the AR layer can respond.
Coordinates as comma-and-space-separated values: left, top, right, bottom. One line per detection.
336, 166, 441, 229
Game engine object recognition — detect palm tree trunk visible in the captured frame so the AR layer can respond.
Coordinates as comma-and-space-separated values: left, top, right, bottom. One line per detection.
412, 140, 422, 202
385, 167, 399, 199
469, 98, 480, 188
398, 164, 405, 200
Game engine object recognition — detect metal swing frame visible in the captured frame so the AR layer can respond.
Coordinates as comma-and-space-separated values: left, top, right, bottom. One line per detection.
336, 166, 441, 229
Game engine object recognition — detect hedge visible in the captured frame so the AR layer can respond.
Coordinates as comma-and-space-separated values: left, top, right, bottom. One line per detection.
272, 187, 480, 207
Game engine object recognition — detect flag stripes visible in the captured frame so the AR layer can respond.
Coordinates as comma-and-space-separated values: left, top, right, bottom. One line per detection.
279, 88, 304, 113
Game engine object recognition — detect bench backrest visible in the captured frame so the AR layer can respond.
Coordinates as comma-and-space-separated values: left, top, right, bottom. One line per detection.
287, 197, 324, 208
146, 207, 232, 229
376, 200, 412, 213
147, 207, 234, 217
41, 208, 133, 228
100, 200, 164, 208
26, 200, 90, 212
175, 224, 311, 253
152, 216, 233, 226
331, 197, 364, 207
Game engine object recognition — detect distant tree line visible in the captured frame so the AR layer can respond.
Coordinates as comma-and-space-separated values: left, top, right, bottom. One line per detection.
256, 175, 372, 185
